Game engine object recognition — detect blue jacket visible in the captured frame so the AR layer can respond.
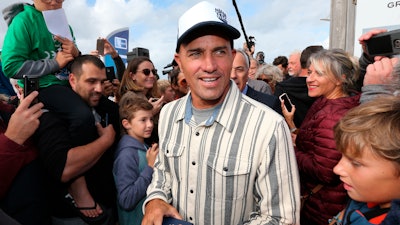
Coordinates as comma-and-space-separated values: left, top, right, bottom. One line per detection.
0, 63, 16, 97
340, 200, 400, 225
113, 134, 154, 225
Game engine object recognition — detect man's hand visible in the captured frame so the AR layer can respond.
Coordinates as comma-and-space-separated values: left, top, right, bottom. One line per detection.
364, 57, 399, 86
95, 122, 116, 148
142, 199, 182, 225
4, 91, 44, 145
358, 29, 387, 58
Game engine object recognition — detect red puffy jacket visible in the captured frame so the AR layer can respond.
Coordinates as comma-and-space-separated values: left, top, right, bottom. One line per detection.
296, 94, 360, 225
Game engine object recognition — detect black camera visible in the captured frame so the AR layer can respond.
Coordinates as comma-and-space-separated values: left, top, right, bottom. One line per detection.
366, 29, 400, 57
248, 36, 256, 48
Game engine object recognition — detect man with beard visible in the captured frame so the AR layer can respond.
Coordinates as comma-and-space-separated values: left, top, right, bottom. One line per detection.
34, 55, 120, 225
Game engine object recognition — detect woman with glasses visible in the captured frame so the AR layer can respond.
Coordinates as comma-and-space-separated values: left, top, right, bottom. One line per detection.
118, 56, 164, 144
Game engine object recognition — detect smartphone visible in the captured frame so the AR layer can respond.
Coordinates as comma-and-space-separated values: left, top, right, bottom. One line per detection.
100, 113, 109, 127
279, 93, 293, 112
96, 38, 104, 56
23, 75, 39, 105
162, 217, 193, 225
105, 66, 116, 82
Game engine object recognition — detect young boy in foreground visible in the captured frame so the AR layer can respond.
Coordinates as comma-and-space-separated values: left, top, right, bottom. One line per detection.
332, 95, 400, 224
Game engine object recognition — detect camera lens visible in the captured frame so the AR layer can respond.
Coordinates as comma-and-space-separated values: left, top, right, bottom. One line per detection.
394, 39, 400, 49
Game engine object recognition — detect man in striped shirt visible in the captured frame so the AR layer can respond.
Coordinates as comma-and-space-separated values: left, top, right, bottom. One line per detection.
142, 1, 300, 225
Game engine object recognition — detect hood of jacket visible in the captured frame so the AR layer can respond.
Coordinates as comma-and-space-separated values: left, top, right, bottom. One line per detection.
115, 134, 147, 155
2, 3, 29, 26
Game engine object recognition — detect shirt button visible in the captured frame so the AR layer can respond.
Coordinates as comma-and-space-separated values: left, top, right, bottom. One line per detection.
192, 161, 196, 165
195, 131, 200, 136
166, 150, 169, 154
223, 167, 228, 171
189, 217, 193, 221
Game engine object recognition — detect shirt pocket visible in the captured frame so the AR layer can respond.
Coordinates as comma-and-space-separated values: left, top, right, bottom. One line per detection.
206, 155, 250, 201
162, 141, 185, 182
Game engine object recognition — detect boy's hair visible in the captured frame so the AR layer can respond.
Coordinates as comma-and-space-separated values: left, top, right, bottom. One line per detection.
334, 95, 400, 173
157, 79, 171, 94
119, 96, 153, 134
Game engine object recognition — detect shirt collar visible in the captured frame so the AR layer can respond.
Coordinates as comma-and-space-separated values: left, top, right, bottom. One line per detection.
242, 84, 249, 95
181, 80, 241, 132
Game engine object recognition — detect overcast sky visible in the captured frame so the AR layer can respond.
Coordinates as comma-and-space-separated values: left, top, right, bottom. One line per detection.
0, 0, 330, 79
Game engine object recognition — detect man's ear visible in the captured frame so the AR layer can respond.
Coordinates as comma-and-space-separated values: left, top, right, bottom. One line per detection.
69, 73, 77, 89
174, 53, 182, 72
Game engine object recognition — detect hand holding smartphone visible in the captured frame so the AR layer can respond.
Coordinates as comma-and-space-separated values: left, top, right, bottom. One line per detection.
279, 93, 293, 112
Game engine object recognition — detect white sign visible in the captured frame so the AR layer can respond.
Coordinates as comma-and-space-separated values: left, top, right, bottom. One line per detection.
42, 8, 73, 41
354, 0, 400, 56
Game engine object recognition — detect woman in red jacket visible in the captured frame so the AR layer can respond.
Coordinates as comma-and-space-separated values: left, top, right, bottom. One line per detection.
282, 49, 360, 225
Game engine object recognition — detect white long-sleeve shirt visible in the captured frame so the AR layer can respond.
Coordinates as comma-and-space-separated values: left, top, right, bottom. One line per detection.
145, 82, 300, 225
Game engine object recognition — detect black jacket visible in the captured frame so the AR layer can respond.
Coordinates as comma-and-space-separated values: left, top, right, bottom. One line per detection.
274, 77, 316, 127
246, 85, 282, 115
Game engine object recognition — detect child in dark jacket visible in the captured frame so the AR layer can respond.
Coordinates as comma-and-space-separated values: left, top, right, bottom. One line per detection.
332, 95, 400, 225
113, 96, 159, 225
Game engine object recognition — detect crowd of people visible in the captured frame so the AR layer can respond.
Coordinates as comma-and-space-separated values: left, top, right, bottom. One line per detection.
0, 1, 400, 225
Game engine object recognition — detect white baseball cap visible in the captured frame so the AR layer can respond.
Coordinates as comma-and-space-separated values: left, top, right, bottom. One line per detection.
176, 1, 241, 52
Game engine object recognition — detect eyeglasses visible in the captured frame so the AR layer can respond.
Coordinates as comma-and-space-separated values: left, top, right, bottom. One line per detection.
41, 0, 64, 3
137, 69, 158, 76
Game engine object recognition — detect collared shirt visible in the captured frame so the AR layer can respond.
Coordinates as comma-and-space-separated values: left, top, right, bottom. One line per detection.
242, 83, 249, 95
144, 81, 300, 225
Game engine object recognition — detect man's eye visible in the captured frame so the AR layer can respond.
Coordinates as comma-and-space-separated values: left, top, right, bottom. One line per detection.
189, 52, 201, 57
235, 67, 245, 72
215, 50, 226, 56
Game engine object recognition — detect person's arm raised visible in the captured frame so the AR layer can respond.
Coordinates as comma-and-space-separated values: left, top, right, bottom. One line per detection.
61, 123, 115, 182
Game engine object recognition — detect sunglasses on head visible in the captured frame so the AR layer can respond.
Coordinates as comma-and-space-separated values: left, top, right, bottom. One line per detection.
137, 69, 157, 76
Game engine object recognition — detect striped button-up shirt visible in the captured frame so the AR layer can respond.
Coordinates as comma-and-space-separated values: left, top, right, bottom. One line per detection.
145, 82, 300, 225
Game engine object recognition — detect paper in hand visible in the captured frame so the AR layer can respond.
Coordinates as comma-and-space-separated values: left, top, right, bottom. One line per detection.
42, 8, 72, 41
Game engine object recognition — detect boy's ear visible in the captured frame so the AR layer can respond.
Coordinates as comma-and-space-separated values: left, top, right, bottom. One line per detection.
121, 119, 131, 130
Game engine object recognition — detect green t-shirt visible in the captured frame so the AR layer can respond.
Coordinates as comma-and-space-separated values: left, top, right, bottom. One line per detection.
2, 4, 76, 88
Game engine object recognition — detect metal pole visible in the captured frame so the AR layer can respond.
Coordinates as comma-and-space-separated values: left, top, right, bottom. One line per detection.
329, 0, 356, 55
